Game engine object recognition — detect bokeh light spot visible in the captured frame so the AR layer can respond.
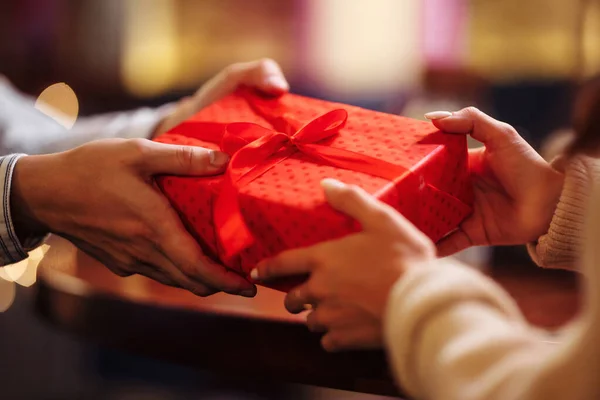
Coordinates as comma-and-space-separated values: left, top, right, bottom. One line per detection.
35, 83, 79, 129
0, 244, 51, 312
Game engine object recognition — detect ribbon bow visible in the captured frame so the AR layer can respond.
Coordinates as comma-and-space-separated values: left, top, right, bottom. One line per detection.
166, 90, 412, 270
213, 106, 410, 267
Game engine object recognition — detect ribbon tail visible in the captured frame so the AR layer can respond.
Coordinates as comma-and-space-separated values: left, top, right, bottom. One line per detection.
298, 144, 410, 181
213, 130, 288, 267
213, 169, 254, 270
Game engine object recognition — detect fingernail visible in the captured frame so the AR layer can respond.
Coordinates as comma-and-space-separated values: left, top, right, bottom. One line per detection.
264, 76, 289, 91
250, 268, 260, 280
320, 178, 346, 191
424, 111, 453, 120
209, 150, 230, 167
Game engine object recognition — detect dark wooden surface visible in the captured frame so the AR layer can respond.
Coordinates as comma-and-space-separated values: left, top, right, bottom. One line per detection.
35, 236, 581, 397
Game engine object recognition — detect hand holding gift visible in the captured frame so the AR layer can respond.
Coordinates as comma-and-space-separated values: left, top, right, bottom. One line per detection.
250, 178, 436, 351
428, 108, 565, 257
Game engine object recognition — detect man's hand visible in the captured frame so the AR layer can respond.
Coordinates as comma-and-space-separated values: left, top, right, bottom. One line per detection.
426, 108, 565, 256
11, 139, 256, 297
154, 58, 289, 136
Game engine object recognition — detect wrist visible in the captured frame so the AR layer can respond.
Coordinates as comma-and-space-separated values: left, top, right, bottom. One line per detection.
151, 98, 193, 138
11, 154, 58, 240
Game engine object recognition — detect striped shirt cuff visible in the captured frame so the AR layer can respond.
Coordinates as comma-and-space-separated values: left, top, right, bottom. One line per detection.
0, 154, 39, 265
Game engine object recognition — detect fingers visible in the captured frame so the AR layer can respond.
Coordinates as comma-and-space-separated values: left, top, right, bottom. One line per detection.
321, 325, 382, 352
151, 258, 219, 297
137, 263, 184, 289
156, 206, 257, 297
284, 283, 316, 314
73, 235, 219, 296
233, 58, 289, 95
250, 246, 318, 282
436, 228, 473, 257
193, 58, 289, 110
436, 213, 491, 256
131, 139, 230, 176
162, 237, 257, 297
320, 178, 424, 240
306, 304, 374, 333
426, 107, 521, 149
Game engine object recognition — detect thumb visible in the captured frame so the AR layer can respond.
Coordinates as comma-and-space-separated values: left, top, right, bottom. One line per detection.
425, 107, 520, 149
321, 178, 422, 239
138, 141, 229, 176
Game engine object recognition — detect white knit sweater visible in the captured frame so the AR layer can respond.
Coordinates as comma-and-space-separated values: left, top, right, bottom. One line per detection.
384, 154, 600, 399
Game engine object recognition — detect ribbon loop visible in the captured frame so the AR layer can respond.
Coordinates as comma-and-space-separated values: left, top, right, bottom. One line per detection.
293, 109, 348, 144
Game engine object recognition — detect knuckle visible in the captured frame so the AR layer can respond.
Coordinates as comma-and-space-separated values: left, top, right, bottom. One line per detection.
462, 106, 482, 117
106, 255, 138, 277
180, 262, 201, 279
371, 205, 394, 225
223, 63, 242, 80
345, 184, 363, 198
126, 138, 151, 161
323, 335, 340, 352
497, 122, 519, 138
306, 280, 325, 302
416, 238, 436, 257
181, 280, 216, 297
258, 57, 278, 72
127, 221, 156, 243
420, 236, 436, 250
221, 273, 247, 294
175, 146, 197, 171
338, 185, 363, 207
285, 299, 305, 314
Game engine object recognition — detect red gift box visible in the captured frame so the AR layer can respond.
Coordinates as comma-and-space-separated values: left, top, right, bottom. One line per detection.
155, 88, 473, 292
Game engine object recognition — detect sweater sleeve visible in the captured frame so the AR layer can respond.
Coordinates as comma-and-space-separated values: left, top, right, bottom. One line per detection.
384, 183, 600, 399
527, 154, 600, 270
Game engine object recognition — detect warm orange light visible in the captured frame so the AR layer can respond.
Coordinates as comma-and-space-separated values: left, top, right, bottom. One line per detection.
0, 279, 15, 313
120, 0, 179, 98
0, 245, 50, 312
0, 245, 50, 287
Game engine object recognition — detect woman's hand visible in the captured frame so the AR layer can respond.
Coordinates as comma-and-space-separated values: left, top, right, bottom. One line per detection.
306, 303, 382, 351
251, 179, 437, 351
154, 58, 289, 136
425, 108, 565, 256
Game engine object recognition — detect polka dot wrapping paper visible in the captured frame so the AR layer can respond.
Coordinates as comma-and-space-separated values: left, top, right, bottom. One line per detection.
155, 89, 473, 292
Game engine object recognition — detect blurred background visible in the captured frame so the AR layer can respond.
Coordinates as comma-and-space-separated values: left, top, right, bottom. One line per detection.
0, 0, 598, 398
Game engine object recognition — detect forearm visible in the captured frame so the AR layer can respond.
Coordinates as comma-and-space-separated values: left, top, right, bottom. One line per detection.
385, 260, 598, 400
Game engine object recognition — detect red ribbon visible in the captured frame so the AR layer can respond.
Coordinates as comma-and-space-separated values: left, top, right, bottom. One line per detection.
170, 90, 411, 269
